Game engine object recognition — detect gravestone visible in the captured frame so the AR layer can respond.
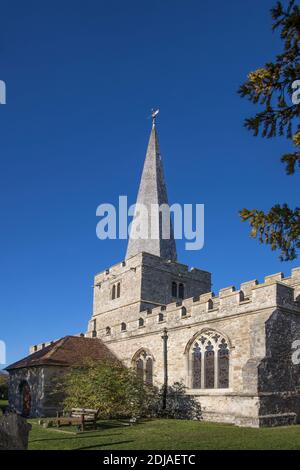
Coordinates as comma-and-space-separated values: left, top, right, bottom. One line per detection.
0, 413, 32, 450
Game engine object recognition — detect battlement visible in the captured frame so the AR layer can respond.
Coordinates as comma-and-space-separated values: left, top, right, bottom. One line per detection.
29, 332, 85, 355
89, 267, 300, 341
94, 251, 210, 283
31, 267, 300, 351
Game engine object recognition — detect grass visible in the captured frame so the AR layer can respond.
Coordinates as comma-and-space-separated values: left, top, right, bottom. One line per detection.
0, 399, 8, 413
28, 418, 300, 450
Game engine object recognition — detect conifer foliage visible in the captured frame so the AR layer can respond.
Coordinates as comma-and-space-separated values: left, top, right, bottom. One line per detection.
239, 1, 300, 260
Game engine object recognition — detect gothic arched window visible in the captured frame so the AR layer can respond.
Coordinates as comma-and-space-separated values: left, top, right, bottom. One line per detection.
172, 281, 177, 298
158, 312, 164, 322
106, 326, 111, 336
133, 350, 154, 386
117, 282, 121, 298
190, 330, 230, 389
181, 306, 187, 317
139, 317, 144, 328
178, 283, 184, 299
121, 322, 126, 332
112, 285, 116, 300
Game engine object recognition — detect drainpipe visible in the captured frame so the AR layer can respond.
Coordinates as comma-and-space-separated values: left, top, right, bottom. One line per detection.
161, 327, 168, 410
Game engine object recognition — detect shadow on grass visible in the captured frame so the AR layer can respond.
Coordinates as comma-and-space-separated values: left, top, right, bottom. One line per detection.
30, 419, 151, 444
72, 440, 135, 450
30, 432, 123, 443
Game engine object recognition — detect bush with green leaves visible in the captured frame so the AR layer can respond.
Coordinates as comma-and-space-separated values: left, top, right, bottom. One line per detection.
52, 361, 202, 421
0, 374, 8, 400
53, 359, 152, 419
149, 382, 202, 420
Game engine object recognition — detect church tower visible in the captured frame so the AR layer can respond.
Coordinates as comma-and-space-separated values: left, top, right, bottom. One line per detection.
88, 117, 211, 337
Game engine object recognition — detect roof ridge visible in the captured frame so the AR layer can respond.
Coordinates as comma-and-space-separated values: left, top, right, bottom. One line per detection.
44, 336, 68, 359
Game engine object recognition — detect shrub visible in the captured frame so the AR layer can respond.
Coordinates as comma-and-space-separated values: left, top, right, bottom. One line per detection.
0, 374, 8, 400
53, 359, 151, 419
148, 381, 202, 420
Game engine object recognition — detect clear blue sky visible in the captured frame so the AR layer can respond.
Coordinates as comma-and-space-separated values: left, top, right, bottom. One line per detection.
0, 0, 299, 367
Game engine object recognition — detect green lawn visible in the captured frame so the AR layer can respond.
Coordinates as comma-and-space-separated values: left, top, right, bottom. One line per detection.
0, 400, 8, 413
28, 419, 300, 450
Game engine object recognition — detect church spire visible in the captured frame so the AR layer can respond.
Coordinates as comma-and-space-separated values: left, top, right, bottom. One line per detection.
125, 114, 177, 261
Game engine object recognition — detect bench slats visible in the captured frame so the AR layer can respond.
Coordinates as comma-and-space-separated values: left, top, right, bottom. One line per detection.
55, 407, 99, 431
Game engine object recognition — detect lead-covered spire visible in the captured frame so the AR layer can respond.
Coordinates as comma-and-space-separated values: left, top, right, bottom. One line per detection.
126, 118, 177, 261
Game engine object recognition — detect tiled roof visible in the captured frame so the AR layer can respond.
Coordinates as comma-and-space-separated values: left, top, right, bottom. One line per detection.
6, 336, 118, 370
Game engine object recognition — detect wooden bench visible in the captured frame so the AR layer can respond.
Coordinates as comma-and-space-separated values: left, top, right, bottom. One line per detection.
55, 408, 99, 431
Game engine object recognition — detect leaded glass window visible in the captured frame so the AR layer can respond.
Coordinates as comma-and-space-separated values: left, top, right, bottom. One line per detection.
133, 350, 154, 386
204, 342, 215, 389
218, 339, 229, 388
189, 330, 230, 389
136, 358, 144, 381
192, 343, 201, 388
145, 358, 153, 386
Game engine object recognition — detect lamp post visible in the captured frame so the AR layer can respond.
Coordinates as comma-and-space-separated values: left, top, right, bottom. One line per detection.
161, 327, 168, 410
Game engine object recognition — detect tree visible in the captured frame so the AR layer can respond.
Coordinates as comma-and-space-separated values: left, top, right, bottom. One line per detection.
0, 374, 8, 400
239, 1, 300, 261
54, 359, 153, 419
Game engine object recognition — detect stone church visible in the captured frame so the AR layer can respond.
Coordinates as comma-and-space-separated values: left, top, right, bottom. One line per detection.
7, 119, 300, 427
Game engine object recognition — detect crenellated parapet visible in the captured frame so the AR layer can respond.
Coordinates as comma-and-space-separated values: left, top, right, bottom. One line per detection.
31, 267, 300, 351
88, 267, 300, 341
29, 332, 86, 355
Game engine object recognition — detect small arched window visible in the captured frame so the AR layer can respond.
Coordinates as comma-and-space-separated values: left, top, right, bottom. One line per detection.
139, 318, 144, 328
106, 326, 111, 336
178, 283, 184, 299
172, 281, 177, 298
133, 350, 154, 386
112, 285, 116, 300
181, 306, 187, 317
121, 322, 127, 332
92, 319, 97, 337
117, 282, 121, 298
158, 312, 164, 322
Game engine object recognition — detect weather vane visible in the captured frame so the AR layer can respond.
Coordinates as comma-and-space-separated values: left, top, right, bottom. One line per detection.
151, 108, 159, 126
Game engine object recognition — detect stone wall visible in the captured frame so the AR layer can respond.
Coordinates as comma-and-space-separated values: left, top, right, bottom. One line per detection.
8, 366, 66, 418
91, 252, 211, 324
27, 266, 300, 426
87, 267, 300, 427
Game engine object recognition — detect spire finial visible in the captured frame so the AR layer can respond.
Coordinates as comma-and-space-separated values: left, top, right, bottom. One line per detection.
151, 108, 159, 127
